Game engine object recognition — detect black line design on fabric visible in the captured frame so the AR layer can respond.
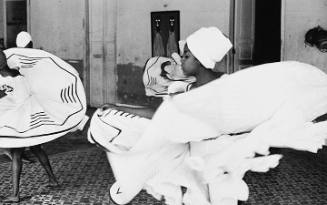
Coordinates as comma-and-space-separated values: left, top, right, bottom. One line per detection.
70, 83, 76, 102
18, 57, 39, 61
0, 53, 85, 135
30, 116, 50, 124
89, 133, 112, 153
60, 89, 65, 103
63, 88, 68, 103
19, 61, 37, 65
67, 85, 73, 103
97, 113, 122, 143
31, 113, 47, 118
125, 113, 135, 118
145, 56, 160, 86
30, 112, 46, 117
0, 119, 83, 138
30, 120, 55, 127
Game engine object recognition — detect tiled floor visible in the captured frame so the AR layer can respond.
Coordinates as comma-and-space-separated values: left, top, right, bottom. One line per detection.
0, 108, 327, 205
241, 148, 327, 205
0, 147, 164, 205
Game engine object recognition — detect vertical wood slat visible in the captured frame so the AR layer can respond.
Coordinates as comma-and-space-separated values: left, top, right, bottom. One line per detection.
89, 0, 117, 107
89, 0, 104, 107
84, 0, 90, 104
102, 0, 117, 105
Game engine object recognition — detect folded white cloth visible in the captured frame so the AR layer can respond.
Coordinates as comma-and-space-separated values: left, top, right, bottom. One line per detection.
147, 61, 327, 144
0, 48, 87, 148
89, 61, 327, 205
134, 61, 327, 204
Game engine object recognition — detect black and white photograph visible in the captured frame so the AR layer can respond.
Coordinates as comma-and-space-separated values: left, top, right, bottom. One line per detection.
0, 0, 327, 204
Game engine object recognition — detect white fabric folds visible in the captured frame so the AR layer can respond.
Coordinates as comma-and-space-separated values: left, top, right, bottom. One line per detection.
0, 48, 87, 148
88, 61, 327, 205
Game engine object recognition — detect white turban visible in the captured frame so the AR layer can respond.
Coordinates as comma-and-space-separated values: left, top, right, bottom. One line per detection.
16, 31, 32, 48
186, 27, 232, 69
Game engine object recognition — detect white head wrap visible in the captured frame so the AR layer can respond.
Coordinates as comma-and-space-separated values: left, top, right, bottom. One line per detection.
186, 27, 232, 69
16, 31, 32, 48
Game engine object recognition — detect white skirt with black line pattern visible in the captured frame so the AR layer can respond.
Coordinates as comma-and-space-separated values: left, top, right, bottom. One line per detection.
0, 48, 88, 148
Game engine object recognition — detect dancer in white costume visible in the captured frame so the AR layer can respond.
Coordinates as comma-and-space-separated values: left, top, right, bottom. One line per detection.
89, 27, 327, 205
0, 32, 35, 162
0, 34, 88, 202
88, 27, 231, 205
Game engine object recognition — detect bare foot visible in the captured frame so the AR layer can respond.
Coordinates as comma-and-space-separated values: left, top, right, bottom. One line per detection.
3, 195, 20, 203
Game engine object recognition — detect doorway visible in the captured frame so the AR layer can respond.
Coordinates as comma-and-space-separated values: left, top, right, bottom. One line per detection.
252, 0, 281, 65
232, 0, 282, 71
3, 0, 27, 48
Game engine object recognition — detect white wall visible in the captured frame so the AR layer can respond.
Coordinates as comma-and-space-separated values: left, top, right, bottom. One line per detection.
87, 0, 231, 106
29, 0, 85, 59
283, 0, 327, 72
116, 0, 231, 67
0, 0, 4, 40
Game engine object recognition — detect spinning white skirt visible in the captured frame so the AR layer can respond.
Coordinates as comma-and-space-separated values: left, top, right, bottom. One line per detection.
0, 48, 87, 148
88, 61, 327, 205
135, 61, 327, 205
88, 107, 191, 205
147, 61, 327, 144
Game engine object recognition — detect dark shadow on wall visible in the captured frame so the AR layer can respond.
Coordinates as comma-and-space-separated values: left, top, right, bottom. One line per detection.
253, 0, 281, 65
117, 63, 162, 107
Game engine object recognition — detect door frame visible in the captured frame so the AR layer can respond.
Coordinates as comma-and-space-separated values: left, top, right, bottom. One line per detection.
280, 0, 286, 61
3, 0, 29, 48
230, 0, 255, 73
230, 0, 285, 72
84, 0, 90, 103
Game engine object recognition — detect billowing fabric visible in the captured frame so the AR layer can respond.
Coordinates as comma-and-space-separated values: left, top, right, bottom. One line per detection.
137, 61, 327, 204
88, 107, 191, 205
143, 56, 195, 96
89, 61, 327, 205
147, 61, 327, 143
0, 48, 87, 148
88, 108, 285, 205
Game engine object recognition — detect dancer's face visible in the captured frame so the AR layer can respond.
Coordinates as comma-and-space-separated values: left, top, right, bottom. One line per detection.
181, 44, 200, 76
